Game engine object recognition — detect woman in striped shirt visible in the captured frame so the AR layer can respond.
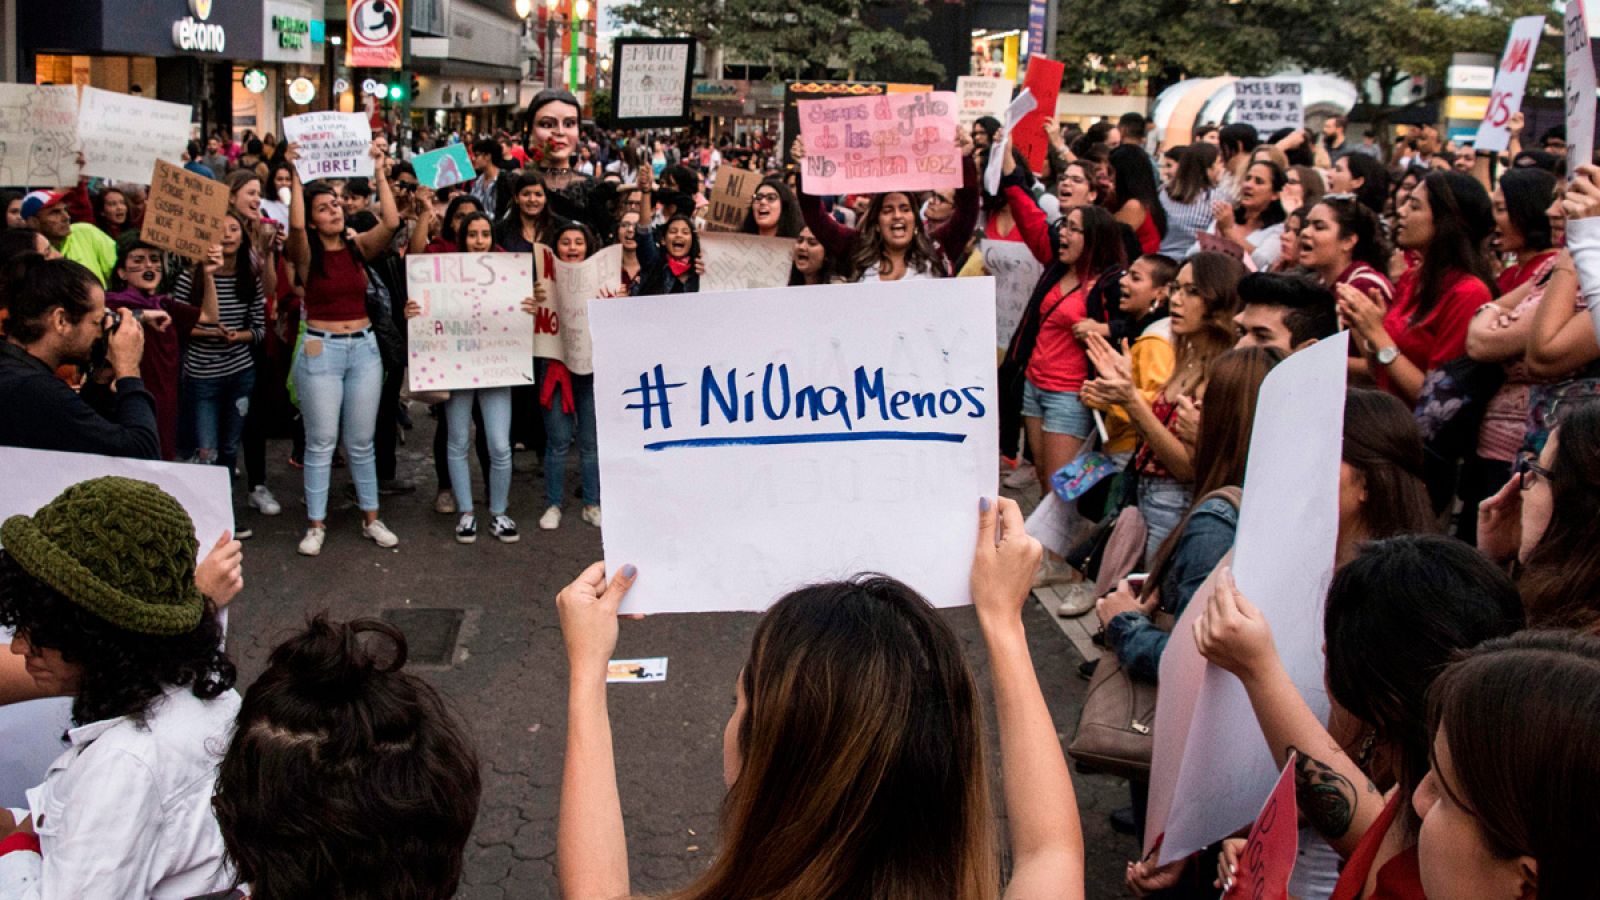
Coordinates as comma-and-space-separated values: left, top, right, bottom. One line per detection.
177, 210, 266, 478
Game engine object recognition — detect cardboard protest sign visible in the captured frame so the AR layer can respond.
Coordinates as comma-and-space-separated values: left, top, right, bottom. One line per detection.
590, 278, 999, 615
1145, 334, 1348, 863
142, 160, 230, 263
549, 244, 622, 375
530, 243, 563, 361
699, 233, 794, 293
1232, 79, 1305, 133
1222, 755, 1299, 900
77, 87, 191, 185
613, 38, 695, 127
0, 447, 232, 808
282, 111, 374, 181
956, 76, 1013, 131
1012, 57, 1065, 172
704, 165, 762, 232
798, 91, 962, 195
1477, 16, 1548, 153
1566, 0, 1595, 180
0, 84, 78, 187
981, 239, 1044, 349
405, 252, 537, 392
411, 143, 474, 190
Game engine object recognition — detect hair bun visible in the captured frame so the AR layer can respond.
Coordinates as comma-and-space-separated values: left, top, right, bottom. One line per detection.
270, 615, 409, 693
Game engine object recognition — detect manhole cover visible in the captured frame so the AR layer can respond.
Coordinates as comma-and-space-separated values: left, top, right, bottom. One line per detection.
381, 608, 465, 667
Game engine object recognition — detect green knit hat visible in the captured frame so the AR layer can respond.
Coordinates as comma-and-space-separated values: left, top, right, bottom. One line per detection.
0, 476, 204, 636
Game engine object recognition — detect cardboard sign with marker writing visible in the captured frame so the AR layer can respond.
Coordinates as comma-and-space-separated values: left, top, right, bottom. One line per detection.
1565, 0, 1595, 180
705, 166, 762, 232
142, 160, 229, 263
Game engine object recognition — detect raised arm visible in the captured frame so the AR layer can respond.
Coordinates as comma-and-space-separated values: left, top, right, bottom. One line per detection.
1194, 568, 1387, 858
791, 135, 858, 260
1003, 181, 1054, 264
354, 142, 400, 261
409, 186, 437, 255
934, 134, 981, 266
284, 145, 310, 283
555, 562, 638, 900
973, 497, 1085, 900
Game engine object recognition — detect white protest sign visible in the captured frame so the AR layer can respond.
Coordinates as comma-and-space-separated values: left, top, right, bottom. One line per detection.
551, 244, 623, 376
590, 278, 1000, 615
406, 253, 537, 392
1144, 333, 1347, 863
699, 233, 794, 293
1231, 79, 1304, 133
0, 447, 233, 809
282, 111, 374, 181
1566, 0, 1596, 180
981, 240, 1044, 349
0, 84, 78, 187
1477, 16, 1548, 153
77, 87, 191, 185
986, 89, 1037, 194
614, 40, 693, 124
956, 76, 1013, 131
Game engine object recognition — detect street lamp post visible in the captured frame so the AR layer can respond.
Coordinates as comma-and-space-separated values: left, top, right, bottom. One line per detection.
570, 0, 589, 95
546, 0, 560, 90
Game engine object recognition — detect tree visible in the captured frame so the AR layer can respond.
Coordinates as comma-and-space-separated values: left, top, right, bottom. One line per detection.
720, 0, 945, 83
610, 0, 724, 47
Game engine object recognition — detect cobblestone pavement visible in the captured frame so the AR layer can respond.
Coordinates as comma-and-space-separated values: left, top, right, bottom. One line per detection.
228, 415, 1139, 898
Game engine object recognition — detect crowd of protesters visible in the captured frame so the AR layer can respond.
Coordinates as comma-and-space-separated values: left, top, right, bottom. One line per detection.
2, 82, 1600, 899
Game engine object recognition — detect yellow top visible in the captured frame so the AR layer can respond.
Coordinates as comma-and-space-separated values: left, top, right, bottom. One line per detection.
1085, 318, 1175, 454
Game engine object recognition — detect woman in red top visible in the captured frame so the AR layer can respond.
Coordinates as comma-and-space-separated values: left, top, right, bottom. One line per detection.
1196, 535, 1522, 900
1340, 171, 1496, 406
284, 140, 401, 557
1019, 205, 1126, 495
1108, 144, 1167, 255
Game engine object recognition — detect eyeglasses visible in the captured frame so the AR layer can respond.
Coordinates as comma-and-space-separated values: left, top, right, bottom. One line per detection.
1515, 455, 1552, 490
752, 191, 782, 203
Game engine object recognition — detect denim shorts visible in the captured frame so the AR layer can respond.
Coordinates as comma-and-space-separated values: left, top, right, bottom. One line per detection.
1021, 380, 1094, 438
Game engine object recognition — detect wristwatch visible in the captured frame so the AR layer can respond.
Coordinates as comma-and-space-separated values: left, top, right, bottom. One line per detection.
1375, 345, 1400, 366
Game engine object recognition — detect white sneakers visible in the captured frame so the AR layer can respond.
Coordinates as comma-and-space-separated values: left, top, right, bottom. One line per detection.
1002, 461, 1038, 490
362, 519, 400, 548
539, 505, 562, 530
297, 526, 326, 556
299, 521, 400, 554
248, 486, 282, 516
581, 505, 602, 528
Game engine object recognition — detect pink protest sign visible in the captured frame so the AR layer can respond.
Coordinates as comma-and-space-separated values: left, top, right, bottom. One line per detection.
798, 91, 962, 195
1222, 754, 1299, 900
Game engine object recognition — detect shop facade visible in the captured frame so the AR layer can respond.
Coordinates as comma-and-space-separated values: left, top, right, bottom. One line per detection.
408, 1, 523, 139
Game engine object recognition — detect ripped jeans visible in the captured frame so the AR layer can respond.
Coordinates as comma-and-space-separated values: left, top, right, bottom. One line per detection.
186, 368, 256, 471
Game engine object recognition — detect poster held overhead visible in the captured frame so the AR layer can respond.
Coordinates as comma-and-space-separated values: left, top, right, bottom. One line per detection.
405, 252, 537, 392
955, 76, 1013, 131
589, 278, 999, 615
142, 160, 230, 263
612, 38, 696, 127
797, 91, 963, 195
1476, 16, 1549, 153
1565, 0, 1596, 181
77, 88, 191, 185
703, 165, 762, 232
1231, 79, 1305, 133
1144, 334, 1348, 863
0, 84, 78, 187
1011, 57, 1065, 172
410, 144, 475, 189
282, 111, 375, 181
698, 233, 795, 293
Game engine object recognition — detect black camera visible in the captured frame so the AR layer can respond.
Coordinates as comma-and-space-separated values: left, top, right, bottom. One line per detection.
90, 307, 143, 370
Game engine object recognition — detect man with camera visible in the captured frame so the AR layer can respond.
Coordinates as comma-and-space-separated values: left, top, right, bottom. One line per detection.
0, 256, 161, 459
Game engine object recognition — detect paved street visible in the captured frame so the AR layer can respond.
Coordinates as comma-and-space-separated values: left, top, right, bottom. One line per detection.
228, 410, 1139, 898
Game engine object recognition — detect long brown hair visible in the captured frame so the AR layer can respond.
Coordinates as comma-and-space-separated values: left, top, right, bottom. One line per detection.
1519, 399, 1600, 629
1167, 251, 1244, 400
666, 577, 1000, 900
1191, 346, 1283, 498
1341, 389, 1437, 541
848, 191, 945, 281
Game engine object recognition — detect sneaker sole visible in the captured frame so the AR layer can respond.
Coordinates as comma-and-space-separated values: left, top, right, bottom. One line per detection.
456, 534, 477, 544
494, 533, 520, 543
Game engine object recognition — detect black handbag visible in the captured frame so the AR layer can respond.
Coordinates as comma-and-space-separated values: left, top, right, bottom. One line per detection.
1414, 354, 1506, 511
362, 257, 406, 372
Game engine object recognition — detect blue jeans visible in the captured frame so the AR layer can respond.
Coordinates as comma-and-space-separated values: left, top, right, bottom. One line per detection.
540, 364, 599, 508
295, 331, 384, 521
1137, 475, 1193, 562
187, 368, 255, 470
446, 387, 512, 515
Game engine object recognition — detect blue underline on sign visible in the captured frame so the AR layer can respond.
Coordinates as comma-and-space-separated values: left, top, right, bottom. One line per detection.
642, 431, 968, 451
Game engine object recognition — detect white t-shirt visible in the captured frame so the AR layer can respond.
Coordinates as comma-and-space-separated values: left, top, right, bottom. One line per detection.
4, 686, 241, 900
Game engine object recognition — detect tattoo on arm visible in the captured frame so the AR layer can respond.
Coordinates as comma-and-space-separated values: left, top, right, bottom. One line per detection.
1287, 745, 1359, 839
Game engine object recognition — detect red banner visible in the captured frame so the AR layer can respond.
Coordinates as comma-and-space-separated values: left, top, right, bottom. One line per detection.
1224, 754, 1299, 900
1012, 57, 1064, 172
346, 0, 404, 69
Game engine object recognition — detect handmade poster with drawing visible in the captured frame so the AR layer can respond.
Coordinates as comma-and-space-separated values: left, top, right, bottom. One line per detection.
0, 84, 78, 187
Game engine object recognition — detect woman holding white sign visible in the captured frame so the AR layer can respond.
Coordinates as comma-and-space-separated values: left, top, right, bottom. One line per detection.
283, 141, 403, 557
405, 212, 526, 545
534, 221, 609, 531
